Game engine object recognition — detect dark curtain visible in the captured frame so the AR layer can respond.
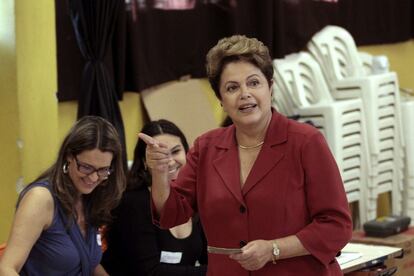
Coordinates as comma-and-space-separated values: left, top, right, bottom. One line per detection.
123, 0, 340, 93
56, 0, 414, 100
68, 0, 127, 166
338, 0, 413, 45
124, 3, 231, 92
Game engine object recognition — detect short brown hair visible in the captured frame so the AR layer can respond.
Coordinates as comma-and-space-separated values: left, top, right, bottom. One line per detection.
206, 35, 274, 99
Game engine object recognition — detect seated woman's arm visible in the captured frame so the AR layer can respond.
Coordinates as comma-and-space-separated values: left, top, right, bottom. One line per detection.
93, 264, 109, 276
0, 187, 54, 275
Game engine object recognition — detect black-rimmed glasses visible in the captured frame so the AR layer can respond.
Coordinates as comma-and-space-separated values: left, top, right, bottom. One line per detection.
74, 156, 113, 179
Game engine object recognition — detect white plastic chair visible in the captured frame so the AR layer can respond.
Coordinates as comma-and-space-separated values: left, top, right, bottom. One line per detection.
307, 25, 405, 219
358, 51, 373, 76
273, 52, 370, 225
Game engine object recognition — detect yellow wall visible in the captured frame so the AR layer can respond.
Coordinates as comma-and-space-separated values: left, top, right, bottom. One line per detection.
0, 0, 20, 243
0, 0, 58, 243
15, 0, 59, 182
119, 93, 145, 156
58, 93, 145, 160
359, 40, 414, 91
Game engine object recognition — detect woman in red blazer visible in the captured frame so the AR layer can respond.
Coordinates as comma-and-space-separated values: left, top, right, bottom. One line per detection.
140, 35, 352, 275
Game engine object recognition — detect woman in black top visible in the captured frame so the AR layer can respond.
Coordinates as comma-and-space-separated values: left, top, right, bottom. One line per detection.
102, 120, 207, 276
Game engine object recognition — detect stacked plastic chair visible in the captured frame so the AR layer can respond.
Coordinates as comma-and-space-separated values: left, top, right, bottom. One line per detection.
272, 52, 370, 226
358, 52, 374, 76
307, 25, 405, 220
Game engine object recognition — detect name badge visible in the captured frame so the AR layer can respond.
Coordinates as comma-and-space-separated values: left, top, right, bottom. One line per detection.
160, 251, 183, 264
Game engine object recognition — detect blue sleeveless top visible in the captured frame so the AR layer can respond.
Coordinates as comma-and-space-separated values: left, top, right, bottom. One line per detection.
19, 181, 102, 276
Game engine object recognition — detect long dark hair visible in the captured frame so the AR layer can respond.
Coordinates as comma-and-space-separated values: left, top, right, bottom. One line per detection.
128, 119, 189, 191
35, 116, 126, 227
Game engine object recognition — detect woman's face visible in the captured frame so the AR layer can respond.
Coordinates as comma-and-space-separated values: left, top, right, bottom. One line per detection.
151, 133, 187, 181
67, 149, 113, 196
219, 60, 272, 128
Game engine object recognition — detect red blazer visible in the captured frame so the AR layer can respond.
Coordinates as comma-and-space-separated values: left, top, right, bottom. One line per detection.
156, 111, 352, 276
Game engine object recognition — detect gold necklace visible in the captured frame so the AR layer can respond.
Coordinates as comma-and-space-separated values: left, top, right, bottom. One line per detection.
238, 141, 264, 149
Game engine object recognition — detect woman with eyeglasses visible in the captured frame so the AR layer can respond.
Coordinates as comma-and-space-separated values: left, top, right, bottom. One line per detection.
0, 116, 126, 276
101, 119, 207, 275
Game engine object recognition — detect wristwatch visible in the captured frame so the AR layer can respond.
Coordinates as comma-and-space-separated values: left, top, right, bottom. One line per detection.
271, 241, 280, 264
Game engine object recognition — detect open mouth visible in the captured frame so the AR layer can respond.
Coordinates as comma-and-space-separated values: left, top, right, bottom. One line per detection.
168, 166, 181, 181
168, 166, 180, 174
239, 103, 257, 112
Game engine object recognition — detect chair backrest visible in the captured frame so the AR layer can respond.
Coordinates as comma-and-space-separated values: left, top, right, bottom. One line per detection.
308, 25, 365, 82
358, 51, 373, 76
272, 61, 298, 116
274, 52, 333, 108
271, 83, 295, 116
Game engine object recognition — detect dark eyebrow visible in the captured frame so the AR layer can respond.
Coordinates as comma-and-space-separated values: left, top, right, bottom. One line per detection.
247, 74, 260, 80
170, 145, 182, 151
224, 81, 239, 86
224, 74, 261, 86
77, 158, 111, 170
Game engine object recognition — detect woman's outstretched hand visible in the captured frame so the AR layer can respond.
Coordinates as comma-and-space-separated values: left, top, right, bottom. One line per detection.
138, 133, 173, 213
138, 133, 172, 174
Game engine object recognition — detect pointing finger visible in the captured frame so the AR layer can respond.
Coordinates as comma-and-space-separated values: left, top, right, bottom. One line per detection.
138, 133, 157, 146
138, 133, 168, 148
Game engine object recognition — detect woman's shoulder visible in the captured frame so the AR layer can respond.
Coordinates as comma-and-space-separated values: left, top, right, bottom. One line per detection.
20, 186, 53, 205
16, 181, 55, 228
195, 126, 233, 146
18, 181, 54, 207
191, 215, 203, 231
286, 116, 321, 139
199, 126, 228, 138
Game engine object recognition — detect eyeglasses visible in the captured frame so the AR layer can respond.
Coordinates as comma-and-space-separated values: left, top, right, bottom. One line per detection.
74, 156, 113, 179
